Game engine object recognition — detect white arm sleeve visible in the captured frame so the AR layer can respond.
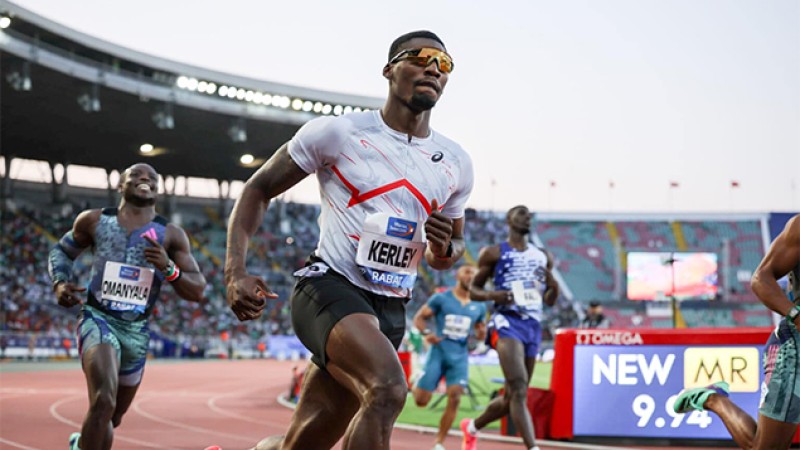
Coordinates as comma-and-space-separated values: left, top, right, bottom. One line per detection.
287, 116, 348, 174
440, 150, 475, 219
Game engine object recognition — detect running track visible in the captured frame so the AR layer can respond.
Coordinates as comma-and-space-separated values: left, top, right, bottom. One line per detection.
0, 359, 710, 450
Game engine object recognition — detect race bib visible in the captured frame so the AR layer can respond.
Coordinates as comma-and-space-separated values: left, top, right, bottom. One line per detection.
101, 261, 154, 313
511, 280, 543, 310
443, 314, 471, 340
355, 213, 425, 289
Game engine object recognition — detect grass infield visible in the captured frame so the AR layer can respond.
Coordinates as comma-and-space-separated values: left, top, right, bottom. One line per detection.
396, 360, 552, 431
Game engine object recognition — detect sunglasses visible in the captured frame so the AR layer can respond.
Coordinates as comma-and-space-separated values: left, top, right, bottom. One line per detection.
389, 47, 455, 74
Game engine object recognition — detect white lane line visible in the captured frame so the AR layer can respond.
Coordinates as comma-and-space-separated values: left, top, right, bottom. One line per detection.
132, 396, 256, 443
0, 437, 41, 450
48, 395, 168, 449
206, 387, 291, 429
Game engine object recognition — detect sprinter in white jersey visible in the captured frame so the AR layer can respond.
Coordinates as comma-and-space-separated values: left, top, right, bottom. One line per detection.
221, 30, 473, 450
461, 205, 558, 450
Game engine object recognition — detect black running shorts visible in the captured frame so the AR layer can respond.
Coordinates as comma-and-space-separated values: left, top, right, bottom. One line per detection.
290, 258, 407, 369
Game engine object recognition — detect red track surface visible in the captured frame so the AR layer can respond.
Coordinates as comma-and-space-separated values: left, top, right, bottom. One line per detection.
0, 359, 718, 450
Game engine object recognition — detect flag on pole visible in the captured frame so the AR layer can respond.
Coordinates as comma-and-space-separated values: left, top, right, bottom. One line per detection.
609, 180, 615, 189
730, 180, 740, 188
549, 180, 556, 188
669, 181, 680, 188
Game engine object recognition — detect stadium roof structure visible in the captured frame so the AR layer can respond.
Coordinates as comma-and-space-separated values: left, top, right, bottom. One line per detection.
0, 2, 383, 182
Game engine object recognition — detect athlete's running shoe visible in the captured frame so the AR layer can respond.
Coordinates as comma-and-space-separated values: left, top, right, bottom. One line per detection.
432, 443, 446, 450
68, 432, 81, 450
673, 381, 730, 413
460, 418, 477, 450
203, 447, 222, 450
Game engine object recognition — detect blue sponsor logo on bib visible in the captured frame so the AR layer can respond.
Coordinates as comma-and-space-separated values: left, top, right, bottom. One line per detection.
118, 266, 141, 281
386, 217, 416, 240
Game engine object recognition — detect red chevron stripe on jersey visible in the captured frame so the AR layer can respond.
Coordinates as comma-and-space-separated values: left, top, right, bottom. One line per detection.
330, 165, 433, 214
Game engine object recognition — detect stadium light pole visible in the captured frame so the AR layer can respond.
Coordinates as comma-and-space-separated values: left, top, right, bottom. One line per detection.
666, 252, 677, 328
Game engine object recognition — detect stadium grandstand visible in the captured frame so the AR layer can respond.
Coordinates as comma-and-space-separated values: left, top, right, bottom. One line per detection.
0, 1, 382, 358
0, 0, 788, 358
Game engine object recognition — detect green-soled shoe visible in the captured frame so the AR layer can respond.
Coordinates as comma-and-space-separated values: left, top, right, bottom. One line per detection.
673, 381, 730, 413
68, 432, 81, 450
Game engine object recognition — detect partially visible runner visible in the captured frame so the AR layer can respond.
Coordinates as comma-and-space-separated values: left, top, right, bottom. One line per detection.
222, 30, 473, 450
461, 205, 558, 450
670, 213, 800, 450
48, 163, 207, 450
412, 264, 487, 450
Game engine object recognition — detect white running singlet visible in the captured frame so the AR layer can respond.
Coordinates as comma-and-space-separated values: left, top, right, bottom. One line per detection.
288, 110, 474, 298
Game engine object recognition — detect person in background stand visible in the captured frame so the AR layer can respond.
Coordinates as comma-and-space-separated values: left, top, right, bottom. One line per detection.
581, 301, 609, 329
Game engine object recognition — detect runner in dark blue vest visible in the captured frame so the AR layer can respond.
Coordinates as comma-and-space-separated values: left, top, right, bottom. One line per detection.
461, 205, 559, 450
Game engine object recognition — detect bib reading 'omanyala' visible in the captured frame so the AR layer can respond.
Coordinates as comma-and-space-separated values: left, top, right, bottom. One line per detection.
87, 208, 168, 321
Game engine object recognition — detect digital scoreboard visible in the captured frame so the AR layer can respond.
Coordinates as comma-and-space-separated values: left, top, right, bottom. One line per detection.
549, 328, 772, 440
574, 344, 759, 438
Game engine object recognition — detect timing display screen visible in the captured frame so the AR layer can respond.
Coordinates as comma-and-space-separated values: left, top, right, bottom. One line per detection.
573, 344, 762, 439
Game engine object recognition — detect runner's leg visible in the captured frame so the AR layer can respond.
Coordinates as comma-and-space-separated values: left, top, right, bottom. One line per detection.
438, 384, 463, 444
80, 344, 119, 450
703, 394, 796, 449
262, 364, 359, 450
111, 384, 140, 428
324, 313, 408, 450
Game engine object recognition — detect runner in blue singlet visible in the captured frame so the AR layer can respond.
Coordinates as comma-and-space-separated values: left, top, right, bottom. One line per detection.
461, 205, 559, 450
411, 264, 486, 450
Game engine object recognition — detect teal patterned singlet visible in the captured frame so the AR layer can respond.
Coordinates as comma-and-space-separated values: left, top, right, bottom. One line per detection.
86, 208, 168, 321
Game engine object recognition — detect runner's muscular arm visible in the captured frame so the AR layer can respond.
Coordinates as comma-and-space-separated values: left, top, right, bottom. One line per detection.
225, 144, 309, 321
543, 250, 559, 307
413, 305, 442, 345
413, 305, 435, 334
751, 215, 800, 320
49, 209, 99, 307
70, 209, 99, 249
468, 245, 509, 304
226, 144, 308, 281
164, 224, 207, 302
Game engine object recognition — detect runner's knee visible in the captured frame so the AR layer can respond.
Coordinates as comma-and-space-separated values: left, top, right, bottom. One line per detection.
507, 378, 528, 401
447, 390, 462, 405
89, 389, 117, 419
413, 389, 431, 407
363, 380, 407, 417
